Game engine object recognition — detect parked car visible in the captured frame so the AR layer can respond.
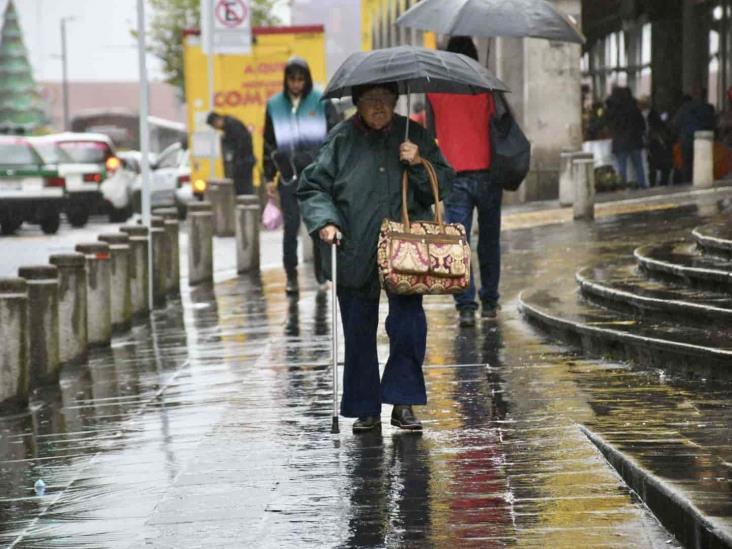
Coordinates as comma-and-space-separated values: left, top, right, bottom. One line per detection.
41, 132, 132, 222
30, 135, 104, 227
0, 135, 64, 234
130, 142, 197, 219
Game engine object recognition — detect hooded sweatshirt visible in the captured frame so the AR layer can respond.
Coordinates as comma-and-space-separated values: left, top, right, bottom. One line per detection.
263, 57, 330, 181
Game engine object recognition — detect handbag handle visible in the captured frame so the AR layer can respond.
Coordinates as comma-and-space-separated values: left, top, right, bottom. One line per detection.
401, 158, 444, 231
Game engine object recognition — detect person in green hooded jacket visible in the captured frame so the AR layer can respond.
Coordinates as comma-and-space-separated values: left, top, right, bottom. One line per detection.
298, 82, 455, 433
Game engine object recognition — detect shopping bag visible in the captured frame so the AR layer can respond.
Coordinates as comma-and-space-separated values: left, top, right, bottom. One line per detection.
262, 197, 283, 230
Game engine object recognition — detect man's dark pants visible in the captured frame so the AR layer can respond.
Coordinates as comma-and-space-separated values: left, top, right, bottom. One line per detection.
338, 289, 427, 418
279, 182, 324, 283
444, 170, 502, 312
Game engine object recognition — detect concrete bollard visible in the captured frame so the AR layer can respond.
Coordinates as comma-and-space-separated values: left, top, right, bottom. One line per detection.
206, 178, 236, 237
18, 265, 60, 385
235, 195, 260, 273
0, 278, 29, 408
573, 157, 596, 221
75, 242, 112, 347
98, 234, 132, 332
559, 151, 592, 206
693, 130, 715, 188
152, 207, 181, 296
49, 253, 87, 365
119, 225, 150, 318
188, 202, 214, 286
150, 216, 168, 307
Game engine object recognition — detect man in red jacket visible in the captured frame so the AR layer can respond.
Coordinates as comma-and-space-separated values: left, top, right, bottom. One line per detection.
427, 36, 501, 327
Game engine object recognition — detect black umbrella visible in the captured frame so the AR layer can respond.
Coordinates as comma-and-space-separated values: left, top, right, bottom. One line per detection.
323, 45, 509, 100
323, 46, 509, 139
396, 0, 585, 44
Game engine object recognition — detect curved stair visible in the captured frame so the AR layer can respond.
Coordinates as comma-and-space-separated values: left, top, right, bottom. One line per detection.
519, 286, 732, 378
693, 223, 732, 260
635, 241, 732, 292
576, 260, 732, 324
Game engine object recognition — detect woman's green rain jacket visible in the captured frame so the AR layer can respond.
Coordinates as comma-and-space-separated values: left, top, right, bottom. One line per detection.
297, 114, 455, 299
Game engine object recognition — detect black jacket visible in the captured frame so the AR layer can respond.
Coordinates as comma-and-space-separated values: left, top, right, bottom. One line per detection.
221, 115, 254, 167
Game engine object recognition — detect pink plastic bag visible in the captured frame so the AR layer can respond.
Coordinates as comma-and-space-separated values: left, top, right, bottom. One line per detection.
262, 198, 283, 230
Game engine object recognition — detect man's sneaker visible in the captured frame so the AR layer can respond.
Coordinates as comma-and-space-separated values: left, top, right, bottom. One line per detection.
481, 303, 499, 319
459, 308, 476, 327
353, 416, 381, 433
391, 405, 423, 431
285, 273, 299, 296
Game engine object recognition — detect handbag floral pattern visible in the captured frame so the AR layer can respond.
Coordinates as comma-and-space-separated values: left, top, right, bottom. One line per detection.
378, 220, 471, 295
377, 159, 472, 295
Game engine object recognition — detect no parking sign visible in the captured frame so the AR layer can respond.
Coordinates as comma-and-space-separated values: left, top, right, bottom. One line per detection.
201, 0, 252, 54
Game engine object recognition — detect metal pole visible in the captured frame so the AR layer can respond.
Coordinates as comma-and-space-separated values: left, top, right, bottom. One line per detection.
136, 0, 154, 311
207, 0, 217, 179
60, 18, 70, 131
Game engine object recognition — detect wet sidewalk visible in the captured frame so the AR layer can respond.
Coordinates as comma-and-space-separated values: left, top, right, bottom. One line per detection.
2, 188, 732, 547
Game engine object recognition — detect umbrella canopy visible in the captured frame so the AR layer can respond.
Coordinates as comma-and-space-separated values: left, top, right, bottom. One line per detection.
322, 45, 509, 100
396, 0, 585, 44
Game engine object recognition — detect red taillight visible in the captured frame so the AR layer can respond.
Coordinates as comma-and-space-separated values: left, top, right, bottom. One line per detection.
84, 173, 102, 183
46, 176, 65, 188
177, 174, 190, 188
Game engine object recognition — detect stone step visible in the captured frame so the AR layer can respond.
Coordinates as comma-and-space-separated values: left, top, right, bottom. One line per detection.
518, 287, 732, 379
693, 223, 732, 260
634, 241, 732, 293
576, 260, 732, 324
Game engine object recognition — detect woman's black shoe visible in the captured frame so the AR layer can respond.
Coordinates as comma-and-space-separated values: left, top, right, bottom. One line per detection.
391, 405, 423, 431
352, 416, 381, 433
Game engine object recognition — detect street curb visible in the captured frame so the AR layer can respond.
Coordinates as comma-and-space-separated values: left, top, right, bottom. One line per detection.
575, 265, 732, 324
517, 291, 732, 379
580, 425, 732, 549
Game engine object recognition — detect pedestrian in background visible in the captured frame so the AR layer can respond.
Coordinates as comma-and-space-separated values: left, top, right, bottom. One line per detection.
298, 82, 454, 433
426, 36, 501, 327
673, 86, 716, 183
205, 112, 255, 195
263, 56, 337, 296
644, 96, 674, 187
606, 87, 648, 189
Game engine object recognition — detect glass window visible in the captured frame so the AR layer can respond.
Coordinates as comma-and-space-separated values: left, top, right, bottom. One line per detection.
57, 141, 112, 163
156, 147, 180, 169
31, 142, 74, 164
0, 141, 41, 165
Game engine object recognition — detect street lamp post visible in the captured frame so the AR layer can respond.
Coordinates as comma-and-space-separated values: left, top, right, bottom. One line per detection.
60, 17, 74, 131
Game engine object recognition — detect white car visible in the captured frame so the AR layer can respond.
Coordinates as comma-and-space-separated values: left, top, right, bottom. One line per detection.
130, 142, 195, 218
30, 135, 104, 227
33, 133, 134, 223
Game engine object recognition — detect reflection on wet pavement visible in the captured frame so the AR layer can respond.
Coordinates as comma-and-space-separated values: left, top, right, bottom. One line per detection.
4, 193, 732, 547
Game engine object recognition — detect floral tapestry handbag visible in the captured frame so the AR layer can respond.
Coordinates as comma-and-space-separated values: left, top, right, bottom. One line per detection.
377, 159, 471, 295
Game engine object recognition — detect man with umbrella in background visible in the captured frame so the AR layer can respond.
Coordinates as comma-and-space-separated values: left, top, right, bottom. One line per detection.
427, 36, 501, 327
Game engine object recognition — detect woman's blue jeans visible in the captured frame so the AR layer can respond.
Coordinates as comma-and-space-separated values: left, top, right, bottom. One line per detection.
337, 290, 427, 418
443, 171, 502, 312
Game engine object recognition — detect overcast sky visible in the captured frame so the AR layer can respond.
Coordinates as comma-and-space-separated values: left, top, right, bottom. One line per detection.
8, 0, 291, 83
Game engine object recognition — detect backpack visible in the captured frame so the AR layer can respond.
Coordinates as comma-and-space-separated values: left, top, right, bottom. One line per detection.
490, 93, 531, 191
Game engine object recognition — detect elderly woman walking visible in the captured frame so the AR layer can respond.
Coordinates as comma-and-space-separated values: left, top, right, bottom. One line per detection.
298, 82, 454, 433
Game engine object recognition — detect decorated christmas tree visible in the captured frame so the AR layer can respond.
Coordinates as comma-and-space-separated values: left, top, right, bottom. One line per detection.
0, 0, 46, 132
